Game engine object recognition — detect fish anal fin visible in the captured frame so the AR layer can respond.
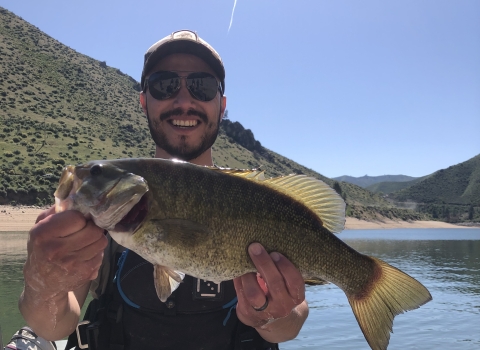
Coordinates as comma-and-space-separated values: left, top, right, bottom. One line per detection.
153, 264, 185, 302
347, 257, 432, 350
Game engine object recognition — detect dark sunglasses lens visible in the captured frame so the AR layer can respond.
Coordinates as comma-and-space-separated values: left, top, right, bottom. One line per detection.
148, 71, 180, 100
186, 72, 219, 101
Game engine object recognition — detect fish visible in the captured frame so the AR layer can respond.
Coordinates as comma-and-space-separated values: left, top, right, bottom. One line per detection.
54, 158, 432, 350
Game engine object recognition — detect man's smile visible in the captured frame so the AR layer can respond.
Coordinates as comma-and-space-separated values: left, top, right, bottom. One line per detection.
170, 119, 199, 128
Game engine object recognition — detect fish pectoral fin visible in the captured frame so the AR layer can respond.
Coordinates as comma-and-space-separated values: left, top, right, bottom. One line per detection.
347, 257, 432, 350
304, 278, 329, 285
153, 264, 186, 302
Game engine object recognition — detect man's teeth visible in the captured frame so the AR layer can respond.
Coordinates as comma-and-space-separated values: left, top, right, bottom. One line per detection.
172, 120, 198, 127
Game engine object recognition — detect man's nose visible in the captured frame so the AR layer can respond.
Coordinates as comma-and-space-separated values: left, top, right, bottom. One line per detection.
172, 77, 195, 107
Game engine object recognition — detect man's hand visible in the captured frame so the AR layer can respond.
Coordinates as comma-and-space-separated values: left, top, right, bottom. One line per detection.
20, 206, 108, 339
24, 206, 107, 299
233, 243, 308, 343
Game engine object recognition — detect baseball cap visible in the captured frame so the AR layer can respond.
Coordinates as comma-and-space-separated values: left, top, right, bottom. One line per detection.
141, 30, 225, 94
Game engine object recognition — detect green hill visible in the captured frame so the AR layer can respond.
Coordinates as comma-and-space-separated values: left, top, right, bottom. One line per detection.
388, 154, 480, 222
0, 6, 154, 205
0, 7, 426, 222
333, 174, 419, 188
366, 176, 428, 194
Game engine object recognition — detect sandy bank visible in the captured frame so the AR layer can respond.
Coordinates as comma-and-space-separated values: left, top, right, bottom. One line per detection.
0, 205, 47, 231
0, 205, 475, 232
343, 217, 472, 230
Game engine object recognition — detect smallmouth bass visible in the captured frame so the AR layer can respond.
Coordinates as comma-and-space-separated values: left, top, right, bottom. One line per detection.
54, 158, 432, 350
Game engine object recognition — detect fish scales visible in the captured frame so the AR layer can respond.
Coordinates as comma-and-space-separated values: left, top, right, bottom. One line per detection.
113, 158, 371, 288
54, 158, 432, 350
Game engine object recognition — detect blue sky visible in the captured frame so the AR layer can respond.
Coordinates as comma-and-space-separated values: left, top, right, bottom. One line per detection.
2, 0, 479, 178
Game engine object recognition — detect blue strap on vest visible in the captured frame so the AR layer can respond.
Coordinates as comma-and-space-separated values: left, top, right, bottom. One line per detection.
114, 250, 140, 309
222, 296, 238, 326
115, 249, 238, 326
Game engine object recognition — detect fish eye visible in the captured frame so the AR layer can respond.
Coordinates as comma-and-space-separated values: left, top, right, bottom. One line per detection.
90, 164, 103, 176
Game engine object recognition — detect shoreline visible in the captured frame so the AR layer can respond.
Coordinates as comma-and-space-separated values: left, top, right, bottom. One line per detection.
0, 205, 477, 232
343, 217, 476, 230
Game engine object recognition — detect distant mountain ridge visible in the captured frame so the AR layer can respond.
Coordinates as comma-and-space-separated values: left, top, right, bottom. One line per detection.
333, 174, 419, 188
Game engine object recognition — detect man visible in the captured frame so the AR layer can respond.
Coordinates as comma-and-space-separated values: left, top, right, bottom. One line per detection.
19, 30, 308, 349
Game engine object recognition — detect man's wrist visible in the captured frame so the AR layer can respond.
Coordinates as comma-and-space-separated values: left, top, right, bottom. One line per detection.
19, 286, 81, 341
254, 302, 308, 343
22, 282, 68, 304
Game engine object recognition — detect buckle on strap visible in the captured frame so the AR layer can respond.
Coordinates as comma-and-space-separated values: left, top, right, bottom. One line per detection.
76, 321, 90, 349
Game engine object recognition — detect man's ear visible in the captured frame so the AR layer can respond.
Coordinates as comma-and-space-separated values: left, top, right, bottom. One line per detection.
139, 92, 147, 115
219, 95, 227, 121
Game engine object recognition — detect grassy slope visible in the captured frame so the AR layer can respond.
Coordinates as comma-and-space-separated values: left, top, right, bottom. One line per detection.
333, 174, 418, 188
366, 175, 429, 194
390, 154, 480, 206
387, 154, 480, 222
0, 7, 154, 205
0, 7, 426, 221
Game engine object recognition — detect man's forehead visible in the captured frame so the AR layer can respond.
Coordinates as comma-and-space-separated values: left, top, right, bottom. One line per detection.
150, 53, 216, 76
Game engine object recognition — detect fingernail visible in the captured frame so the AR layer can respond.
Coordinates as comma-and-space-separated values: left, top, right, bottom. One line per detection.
270, 252, 280, 262
250, 243, 262, 256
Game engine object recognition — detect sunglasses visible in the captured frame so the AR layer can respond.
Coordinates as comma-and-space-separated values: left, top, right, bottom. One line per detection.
144, 71, 223, 102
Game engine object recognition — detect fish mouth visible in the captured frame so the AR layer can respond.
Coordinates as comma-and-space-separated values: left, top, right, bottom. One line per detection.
114, 193, 149, 233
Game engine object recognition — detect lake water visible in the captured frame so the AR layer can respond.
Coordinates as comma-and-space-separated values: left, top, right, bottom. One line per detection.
1, 229, 479, 349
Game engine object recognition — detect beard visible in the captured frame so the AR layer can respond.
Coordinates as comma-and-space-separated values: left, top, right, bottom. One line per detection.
147, 107, 221, 162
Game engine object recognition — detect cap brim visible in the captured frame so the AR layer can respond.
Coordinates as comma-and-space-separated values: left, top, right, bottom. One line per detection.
142, 40, 225, 93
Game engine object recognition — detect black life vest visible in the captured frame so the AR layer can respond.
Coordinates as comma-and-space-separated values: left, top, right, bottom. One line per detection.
67, 250, 279, 350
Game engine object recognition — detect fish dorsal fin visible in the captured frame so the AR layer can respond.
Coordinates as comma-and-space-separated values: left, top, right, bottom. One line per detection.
209, 167, 345, 233
261, 175, 345, 233
208, 166, 266, 181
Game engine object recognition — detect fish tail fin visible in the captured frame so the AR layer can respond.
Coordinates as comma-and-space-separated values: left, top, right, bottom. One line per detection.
347, 257, 432, 350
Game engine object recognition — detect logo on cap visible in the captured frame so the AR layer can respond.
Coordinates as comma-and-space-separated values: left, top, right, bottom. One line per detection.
172, 30, 198, 41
